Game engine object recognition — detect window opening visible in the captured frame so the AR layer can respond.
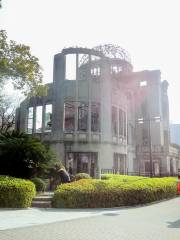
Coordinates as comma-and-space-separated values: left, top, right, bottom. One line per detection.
113, 153, 119, 170
145, 162, 150, 172
112, 106, 118, 136
65, 54, 76, 80
123, 111, 127, 137
78, 102, 88, 131
111, 65, 122, 74
91, 103, 100, 132
64, 102, 75, 131
91, 67, 100, 76
78, 54, 89, 67
140, 81, 147, 87
113, 153, 125, 173
119, 109, 123, 136
44, 104, 52, 132
69, 152, 97, 176
35, 106, 42, 133
91, 55, 101, 62
78, 54, 89, 81
27, 107, 33, 134
143, 127, 149, 145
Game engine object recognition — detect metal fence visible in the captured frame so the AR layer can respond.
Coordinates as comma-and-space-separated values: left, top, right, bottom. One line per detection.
100, 168, 179, 178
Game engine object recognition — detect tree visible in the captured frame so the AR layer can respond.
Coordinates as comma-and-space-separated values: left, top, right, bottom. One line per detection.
0, 30, 47, 97
0, 96, 16, 132
0, 131, 54, 178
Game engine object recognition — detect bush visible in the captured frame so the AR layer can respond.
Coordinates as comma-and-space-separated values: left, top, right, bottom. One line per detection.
75, 173, 91, 181
31, 177, 46, 192
101, 174, 111, 180
0, 131, 55, 179
52, 175, 179, 208
101, 174, 146, 182
0, 175, 36, 208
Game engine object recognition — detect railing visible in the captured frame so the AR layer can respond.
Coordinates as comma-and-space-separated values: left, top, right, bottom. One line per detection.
136, 144, 164, 153
100, 168, 179, 177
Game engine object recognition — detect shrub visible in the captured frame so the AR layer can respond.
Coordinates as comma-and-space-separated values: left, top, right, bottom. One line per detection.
31, 177, 46, 192
52, 176, 179, 208
0, 175, 36, 208
101, 174, 111, 180
0, 131, 55, 179
75, 173, 92, 181
101, 174, 146, 182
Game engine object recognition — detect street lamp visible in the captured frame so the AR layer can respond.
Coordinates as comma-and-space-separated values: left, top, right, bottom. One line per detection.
137, 116, 161, 178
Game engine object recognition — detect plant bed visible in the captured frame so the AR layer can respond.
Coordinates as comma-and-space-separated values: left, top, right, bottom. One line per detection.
0, 175, 36, 208
52, 175, 179, 208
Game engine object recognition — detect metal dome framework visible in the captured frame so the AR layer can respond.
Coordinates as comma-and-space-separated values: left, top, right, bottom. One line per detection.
78, 44, 131, 67
62, 45, 132, 72
93, 44, 131, 63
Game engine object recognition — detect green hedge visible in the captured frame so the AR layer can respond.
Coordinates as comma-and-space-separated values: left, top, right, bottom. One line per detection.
0, 176, 36, 208
75, 173, 91, 181
31, 177, 46, 192
101, 174, 146, 182
52, 175, 179, 208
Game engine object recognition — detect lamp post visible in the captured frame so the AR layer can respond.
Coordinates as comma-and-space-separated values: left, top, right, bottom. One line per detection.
137, 116, 161, 178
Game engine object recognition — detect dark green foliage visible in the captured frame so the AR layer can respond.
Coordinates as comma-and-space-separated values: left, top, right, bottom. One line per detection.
31, 177, 46, 192
75, 173, 92, 181
0, 131, 52, 178
0, 175, 36, 208
52, 175, 178, 208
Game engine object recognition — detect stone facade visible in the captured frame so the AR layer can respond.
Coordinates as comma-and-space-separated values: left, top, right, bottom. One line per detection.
15, 46, 180, 177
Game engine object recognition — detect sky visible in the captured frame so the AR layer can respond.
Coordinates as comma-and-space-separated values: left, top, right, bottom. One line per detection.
0, 0, 180, 123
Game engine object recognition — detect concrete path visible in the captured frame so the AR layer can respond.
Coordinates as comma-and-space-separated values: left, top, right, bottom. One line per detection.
0, 197, 180, 240
0, 207, 117, 230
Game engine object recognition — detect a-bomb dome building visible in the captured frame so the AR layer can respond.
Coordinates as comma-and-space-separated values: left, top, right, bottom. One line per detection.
15, 44, 180, 177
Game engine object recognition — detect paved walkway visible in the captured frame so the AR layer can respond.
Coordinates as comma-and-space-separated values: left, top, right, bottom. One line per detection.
0, 197, 180, 240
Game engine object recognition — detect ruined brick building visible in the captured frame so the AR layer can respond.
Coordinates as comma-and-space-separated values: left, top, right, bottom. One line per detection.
15, 45, 180, 177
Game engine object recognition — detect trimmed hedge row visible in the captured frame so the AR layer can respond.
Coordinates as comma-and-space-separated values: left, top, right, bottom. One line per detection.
0, 176, 36, 208
52, 175, 179, 208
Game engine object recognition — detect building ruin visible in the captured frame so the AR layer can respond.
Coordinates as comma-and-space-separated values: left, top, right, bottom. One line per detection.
15, 45, 180, 177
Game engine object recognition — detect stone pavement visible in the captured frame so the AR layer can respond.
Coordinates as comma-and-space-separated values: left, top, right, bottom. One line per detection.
0, 197, 180, 240
0, 207, 115, 230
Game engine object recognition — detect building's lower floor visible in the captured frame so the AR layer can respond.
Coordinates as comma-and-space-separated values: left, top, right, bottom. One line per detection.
47, 141, 180, 177
136, 146, 180, 176
49, 141, 133, 177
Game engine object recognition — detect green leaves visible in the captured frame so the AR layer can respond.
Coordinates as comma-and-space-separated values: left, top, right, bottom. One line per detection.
52, 176, 179, 208
0, 131, 53, 178
0, 176, 36, 208
0, 30, 46, 97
